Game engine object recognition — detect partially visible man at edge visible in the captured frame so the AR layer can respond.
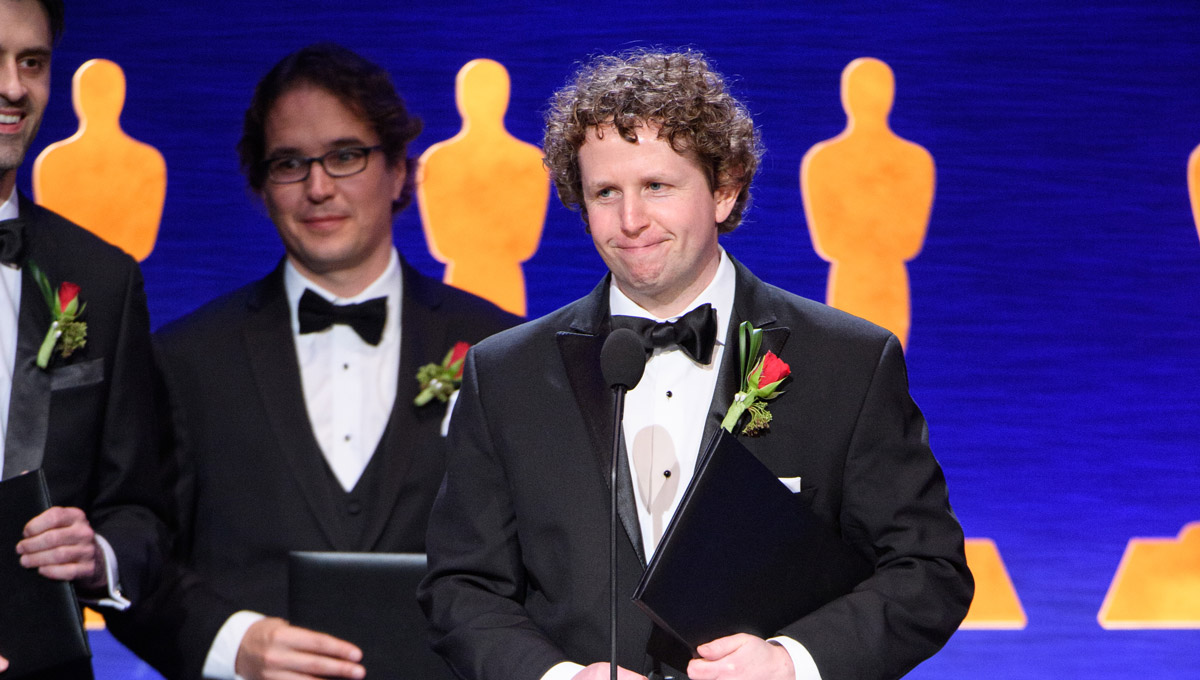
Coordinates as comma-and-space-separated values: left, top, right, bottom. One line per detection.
419, 49, 973, 680
106, 43, 518, 680
1, 0, 169, 677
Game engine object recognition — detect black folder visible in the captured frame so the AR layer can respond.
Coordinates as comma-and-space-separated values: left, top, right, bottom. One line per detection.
0, 469, 91, 678
288, 551, 454, 680
631, 430, 873, 667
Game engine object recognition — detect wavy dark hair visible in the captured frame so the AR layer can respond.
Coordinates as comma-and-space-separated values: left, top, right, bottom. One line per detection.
543, 49, 762, 233
237, 43, 423, 212
35, 0, 64, 44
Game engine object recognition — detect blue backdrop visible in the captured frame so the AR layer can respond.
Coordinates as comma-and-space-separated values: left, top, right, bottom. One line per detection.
18, 1, 1199, 678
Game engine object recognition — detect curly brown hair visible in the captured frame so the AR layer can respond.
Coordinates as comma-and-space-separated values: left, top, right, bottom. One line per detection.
543, 49, 762, 234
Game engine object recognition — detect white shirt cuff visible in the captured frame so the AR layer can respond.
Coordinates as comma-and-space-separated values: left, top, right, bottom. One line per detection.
540, 661, 585, 680
78, 533, 131, 610
202, 610, 265, 680
770, 636, 822, 680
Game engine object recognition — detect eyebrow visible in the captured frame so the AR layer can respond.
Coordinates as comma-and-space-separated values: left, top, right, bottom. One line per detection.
265, 137, 371, 158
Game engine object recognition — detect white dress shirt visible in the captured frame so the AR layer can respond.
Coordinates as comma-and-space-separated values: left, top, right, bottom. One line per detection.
0, 188, 21, 471
540, 251, 822, 680
201, 250, 403, 680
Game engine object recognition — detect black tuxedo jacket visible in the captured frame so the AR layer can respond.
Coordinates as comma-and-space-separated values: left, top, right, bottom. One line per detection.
420, 257, 973, 680
2, 197, 168, 678
107, 258, 518, 680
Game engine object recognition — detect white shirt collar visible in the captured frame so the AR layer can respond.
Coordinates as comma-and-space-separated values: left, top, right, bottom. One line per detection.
608, 248, 736, 348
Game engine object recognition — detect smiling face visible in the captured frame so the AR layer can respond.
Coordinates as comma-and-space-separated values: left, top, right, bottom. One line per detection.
259, 84, 405, 297
0, 0, 52, 199
579, 123, 738, 318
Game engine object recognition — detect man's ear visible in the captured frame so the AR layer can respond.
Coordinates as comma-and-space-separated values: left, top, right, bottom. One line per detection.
391, 159, 408, 203
713, 183, 740, 224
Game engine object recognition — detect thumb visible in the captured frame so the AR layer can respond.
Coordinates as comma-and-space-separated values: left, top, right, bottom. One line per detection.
696, 633, 746, 660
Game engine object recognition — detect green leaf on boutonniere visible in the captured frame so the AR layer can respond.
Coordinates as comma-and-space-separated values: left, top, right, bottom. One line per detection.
28, 261, 87, 370
415, 341, 470, 407
721, 321, 791, 436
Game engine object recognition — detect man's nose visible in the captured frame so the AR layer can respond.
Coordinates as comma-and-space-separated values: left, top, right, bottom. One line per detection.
304, 161, 336, 201
0, 61, 27, 105
621, 196, 650, 235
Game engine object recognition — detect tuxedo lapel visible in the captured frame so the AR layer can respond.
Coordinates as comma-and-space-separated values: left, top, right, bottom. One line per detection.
2, 266, 52, 479
359, 261, 435, 550
242, 266, 347, 549
699, 258, 791, 455
557, 279, 646, 565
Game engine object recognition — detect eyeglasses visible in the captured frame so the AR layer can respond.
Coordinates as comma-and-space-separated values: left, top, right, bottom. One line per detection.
262, 145, 384, 184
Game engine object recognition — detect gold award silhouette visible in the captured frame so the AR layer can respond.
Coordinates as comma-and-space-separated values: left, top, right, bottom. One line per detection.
417, 59, 549, 317
34, 59, 167, 261
801, 57, 932, 349
1099, 522, 1200, 628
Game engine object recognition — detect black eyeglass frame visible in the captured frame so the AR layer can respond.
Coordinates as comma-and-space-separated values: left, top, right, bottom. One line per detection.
261, 145, 384, 184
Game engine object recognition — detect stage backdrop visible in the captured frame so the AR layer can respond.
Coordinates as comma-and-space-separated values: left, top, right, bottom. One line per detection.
16, 1, 1199, 678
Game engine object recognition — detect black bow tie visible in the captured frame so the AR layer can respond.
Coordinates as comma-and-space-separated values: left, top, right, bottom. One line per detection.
0, 218, 26, 267
612, 303, 718, 365
297, 288, 387, 346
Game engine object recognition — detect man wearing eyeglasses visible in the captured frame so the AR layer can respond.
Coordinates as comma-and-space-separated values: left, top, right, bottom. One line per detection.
107, 43, 517, 680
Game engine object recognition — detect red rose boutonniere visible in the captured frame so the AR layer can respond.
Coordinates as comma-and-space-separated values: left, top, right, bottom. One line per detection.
721, 321, 790, 436
414, 341, 470, 406
29, 261, 87, 370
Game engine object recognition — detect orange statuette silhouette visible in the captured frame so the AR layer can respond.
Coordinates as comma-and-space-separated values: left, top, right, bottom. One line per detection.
33, 59, 166, 262
1189, 143, 1200, 243
1098, 522, 1200, 629
417, 58, 549, 317
801, 57, 934, 349
959, 538, 1027, 629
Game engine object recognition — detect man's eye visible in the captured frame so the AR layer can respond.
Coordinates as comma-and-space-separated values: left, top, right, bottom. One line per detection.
18, 57, 46, 71
647, 182, 664, 191
330, 148, 365, 165
271, 157, 304, 171
596, 188, 613, 199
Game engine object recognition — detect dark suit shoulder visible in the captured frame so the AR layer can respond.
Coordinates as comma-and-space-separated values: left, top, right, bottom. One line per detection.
22, 201, 140, 288
153, 275, 272, 356
401, 262, 522, 339
470, 293, 589, 360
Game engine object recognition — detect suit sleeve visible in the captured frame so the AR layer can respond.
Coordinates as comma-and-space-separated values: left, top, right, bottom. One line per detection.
105, 337, 245, 680
86, 260, 170, 605
418, 350, 570, 680
780, 335, 973, 680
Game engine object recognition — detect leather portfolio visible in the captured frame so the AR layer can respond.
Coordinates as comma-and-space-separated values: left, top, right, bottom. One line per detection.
0, 469, 90, 677
631, 430, 873, 668
288, 551, 453, 680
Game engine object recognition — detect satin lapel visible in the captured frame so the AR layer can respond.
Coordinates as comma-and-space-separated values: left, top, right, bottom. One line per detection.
242, 270, 347, 549
360, 262, 430, 550
2, 266, 52, 479
698, 258, 791, 459
557, 279, 646, 565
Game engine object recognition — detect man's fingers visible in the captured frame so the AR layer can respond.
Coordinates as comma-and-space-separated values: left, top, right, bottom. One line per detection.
696, 633, 749, 660
277, 625, 363, 663
238, 619, 364, 680
571, 662, 648, 680
21, 506, 87, 537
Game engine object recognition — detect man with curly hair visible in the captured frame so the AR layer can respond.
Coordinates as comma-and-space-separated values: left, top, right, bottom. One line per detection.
420, 50, 972, 680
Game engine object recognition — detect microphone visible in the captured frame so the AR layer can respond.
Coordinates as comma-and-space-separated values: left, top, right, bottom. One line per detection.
602, 328, 647, 390
599, 328, 646, 680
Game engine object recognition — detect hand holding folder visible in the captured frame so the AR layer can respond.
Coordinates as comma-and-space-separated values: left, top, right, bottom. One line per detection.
0, 470, 90, 678
632, 430, 873, 670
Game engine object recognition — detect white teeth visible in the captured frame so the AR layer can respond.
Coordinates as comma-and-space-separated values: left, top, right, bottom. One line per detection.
0, 113, 20, 124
